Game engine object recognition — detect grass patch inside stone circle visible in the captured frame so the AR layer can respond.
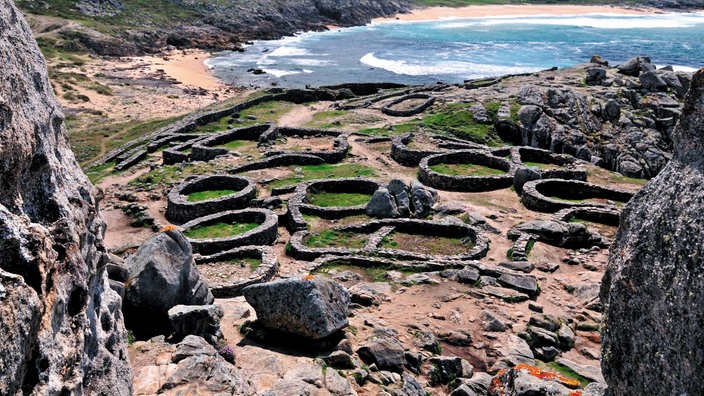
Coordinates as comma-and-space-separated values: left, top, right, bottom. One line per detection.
312, 263, 417, 283
522, 161, 560, 170
269, 163, 376, 189
381, 232, 472, 255
215, 140, 255, 151
186, 189, 238, 202
307, 192, 372, 207
183, 222, 259, 239
304, 229, 368, 249
430, 163, 507, 176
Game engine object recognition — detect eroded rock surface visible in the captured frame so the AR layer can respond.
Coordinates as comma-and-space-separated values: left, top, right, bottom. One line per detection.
243, 277, 350, 339
0, 1, 131, 393
601, 68, 704, 395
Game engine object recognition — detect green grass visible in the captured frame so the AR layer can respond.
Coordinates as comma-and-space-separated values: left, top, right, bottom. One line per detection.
423, 102, 503, 146
228, 257, 262, 271
186, 189, 238, 202
522, 161, 559, 170
576, 323, 601, 332
307, 192, 372, 207
183, 222, 259, 239
269, 163, 376, 189
70, 115, 183, 166
312, 263, 417, 283
129, 162, 216, 190
586, 166, 648, 187
215, 140, 254, 151
430, 163, 507, 176
545, 361, 591, 388
304, 110, 349, 128
304, 229, 368, 249
359, 120, 421, 136
85, 161, 116, 185
381, 232, 472, 255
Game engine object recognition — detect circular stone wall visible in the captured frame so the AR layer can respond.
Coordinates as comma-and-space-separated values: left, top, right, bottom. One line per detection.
166, 175, 256, 223
521, 179, 634, 213
418, 150, 515, 192
195, 245, 278, 298
181, 208, 278, 255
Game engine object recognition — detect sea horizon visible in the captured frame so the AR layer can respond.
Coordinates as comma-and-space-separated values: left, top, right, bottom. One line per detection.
205, 11, 704, 88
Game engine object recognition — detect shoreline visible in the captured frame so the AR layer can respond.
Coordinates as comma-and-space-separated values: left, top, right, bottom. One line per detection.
373, 4, 656, 23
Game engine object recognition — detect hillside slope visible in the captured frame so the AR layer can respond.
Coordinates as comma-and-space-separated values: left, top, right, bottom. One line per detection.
18, 0, 411, 55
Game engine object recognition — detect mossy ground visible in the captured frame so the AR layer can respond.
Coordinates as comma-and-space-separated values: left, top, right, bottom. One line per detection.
183, 222, 259, 239
186, 189, 238, 202
304, 229, 368, 249
430, 162, 507, 176
267, 163, 376, 189
307, 192, 372, 207
381, 232, 472, 255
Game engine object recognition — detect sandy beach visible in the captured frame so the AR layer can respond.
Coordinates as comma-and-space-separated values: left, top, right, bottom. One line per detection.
375, 4, 652, 23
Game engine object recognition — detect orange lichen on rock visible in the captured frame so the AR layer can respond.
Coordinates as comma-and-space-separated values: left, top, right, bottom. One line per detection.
159, 224, 179, 233
303, 274, 315, 281
514, 364, 581, 389
569, 391, 583, 396
489, 369, 507, 396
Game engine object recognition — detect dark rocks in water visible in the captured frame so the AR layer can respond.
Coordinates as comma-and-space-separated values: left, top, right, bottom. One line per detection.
123, 229, 214, 339
0, 1, 132, 394
601, 68, 704, 395
243, 277, 350, 340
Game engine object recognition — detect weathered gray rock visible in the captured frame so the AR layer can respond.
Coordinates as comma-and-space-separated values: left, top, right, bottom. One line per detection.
366, 187, 400, 218
481, 310, 508, 332
491, 334, 534, 371
159, 353, 251, 394
585, 67, 607, 85
357, 337, 407, 372
387, 178, 411, 216
410, 179, 437, 218
601, 68, 704, 396
172, 334, 218, 363
168, 304, 224, 345
0, 2, 131, 393
498, 272, 539, 296
639, 70, 668, 91
243, 277, 350, 339
513, 167, 541, 195
323, 350, 357, 369
617, 55, 654, 76
429, 356, 474, 384
124, 230, 214, 338
389, 373, 426, 396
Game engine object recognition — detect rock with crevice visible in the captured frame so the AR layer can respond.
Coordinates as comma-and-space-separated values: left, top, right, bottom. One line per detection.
123, 229, 214, 339
0, 2, 131, 394
601, 67, 704, 396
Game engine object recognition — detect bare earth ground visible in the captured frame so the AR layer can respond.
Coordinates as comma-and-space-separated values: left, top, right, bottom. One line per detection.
107, 98, 637, 394
45, 7, 655, 392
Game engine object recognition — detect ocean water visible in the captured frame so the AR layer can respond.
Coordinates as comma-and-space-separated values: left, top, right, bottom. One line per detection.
205, 12, 704, 88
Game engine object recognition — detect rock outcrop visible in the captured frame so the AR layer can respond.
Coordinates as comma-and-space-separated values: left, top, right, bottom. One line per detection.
0, 1, 131, 394
601, 68, 704, 395
243, 277, 350, 340
123, 229, 214, 339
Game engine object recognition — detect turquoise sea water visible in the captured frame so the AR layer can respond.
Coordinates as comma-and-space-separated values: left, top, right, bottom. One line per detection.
205, 12, 704, 88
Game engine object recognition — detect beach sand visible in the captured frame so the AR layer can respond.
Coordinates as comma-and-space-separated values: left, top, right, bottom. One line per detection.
375, 4, 652, 23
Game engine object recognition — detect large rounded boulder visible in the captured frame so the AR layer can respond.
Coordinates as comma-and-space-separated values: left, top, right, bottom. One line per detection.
243, 277, 350, 340
124, 229, 213, 338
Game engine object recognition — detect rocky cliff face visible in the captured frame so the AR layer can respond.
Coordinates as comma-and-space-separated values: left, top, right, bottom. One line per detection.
0, 1, 131, 394
19, 0, 410, 55
601, 68, 704, 395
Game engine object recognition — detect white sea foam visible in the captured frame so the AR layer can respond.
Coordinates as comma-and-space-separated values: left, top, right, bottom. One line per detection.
290, 58, 333, 67
262, 68, 302, 77
435, 12, 704, 30
360, 52, 540, 77
268, 46, 310, 57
